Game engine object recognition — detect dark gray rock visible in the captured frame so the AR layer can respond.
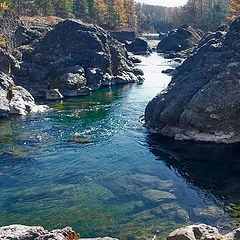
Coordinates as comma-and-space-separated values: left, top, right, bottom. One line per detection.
45, 89, 64, 100
14, 19, 143, 98
157, 25, 203, 57
110, 31, 136, 43
126, 37, 152, 55
145, 17, 240, 143
161, 68, 176, 76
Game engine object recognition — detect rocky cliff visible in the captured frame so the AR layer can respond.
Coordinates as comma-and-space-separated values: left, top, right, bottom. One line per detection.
145, 17, 240, 143
0, 19, 144, 117
14, 19, 143, 98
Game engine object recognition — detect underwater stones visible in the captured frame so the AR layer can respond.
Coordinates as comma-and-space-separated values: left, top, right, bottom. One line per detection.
160, 203, 189, 222
194, 206, 224, 219
142, 189, 176, 202
129, 174, 173, 190
68, 136, 92, 144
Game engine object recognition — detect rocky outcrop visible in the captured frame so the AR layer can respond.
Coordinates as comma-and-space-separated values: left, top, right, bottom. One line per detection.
110, 31, 151, 55
0, 72, 47, 117
0, 225, 118, 240
110, 31, 136, 43
126, 37, 152, 55
166, 224, 240, 240
144, 17, 240, 143
14, 19, 143, 98
157, 25, 203, 58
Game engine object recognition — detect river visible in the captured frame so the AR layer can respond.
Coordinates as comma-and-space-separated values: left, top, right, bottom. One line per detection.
0, 50, 240, 239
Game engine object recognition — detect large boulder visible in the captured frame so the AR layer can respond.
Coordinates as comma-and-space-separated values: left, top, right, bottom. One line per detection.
157, 25, 203, 57
0, 72, 47, 118
0, 224, 118, 240
166, 224, 240, 240
110, 31, 136, 43
14, 19, 143, 98
167, 224, 220, 240
144, 17, 240, 143
126, 37, 152, 55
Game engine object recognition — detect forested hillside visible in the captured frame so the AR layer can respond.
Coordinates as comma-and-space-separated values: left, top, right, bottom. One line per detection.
0, 0, 238, 34
2, 0, 137, 30
136, 0, 231, 32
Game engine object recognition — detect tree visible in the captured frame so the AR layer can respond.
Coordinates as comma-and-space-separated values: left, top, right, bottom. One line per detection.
228, 0, 240, 19
113, 0, 127, 28
93, 0, 108, 23
73, 0, 88, 18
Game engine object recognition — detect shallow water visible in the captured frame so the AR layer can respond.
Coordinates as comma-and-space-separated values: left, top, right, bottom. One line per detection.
0, 52, 240, 239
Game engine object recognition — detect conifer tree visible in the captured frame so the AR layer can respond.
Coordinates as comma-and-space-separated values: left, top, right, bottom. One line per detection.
73, 0, 88, 18
114, 0, 127, 28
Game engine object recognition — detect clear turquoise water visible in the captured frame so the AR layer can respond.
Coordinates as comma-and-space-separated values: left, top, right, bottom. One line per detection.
0, 52, 240, 239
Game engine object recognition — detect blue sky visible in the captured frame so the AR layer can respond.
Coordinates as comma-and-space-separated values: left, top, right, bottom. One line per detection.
135, 0, 188, 7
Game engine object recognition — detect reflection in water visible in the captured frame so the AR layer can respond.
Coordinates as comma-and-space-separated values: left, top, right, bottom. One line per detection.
146, 133, 240, 228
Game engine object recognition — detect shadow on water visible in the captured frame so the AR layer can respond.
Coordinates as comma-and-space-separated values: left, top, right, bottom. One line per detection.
146, 133, 240, 224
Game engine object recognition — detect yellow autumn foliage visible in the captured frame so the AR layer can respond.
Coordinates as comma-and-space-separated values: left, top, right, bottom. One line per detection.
228, 0, 240, 20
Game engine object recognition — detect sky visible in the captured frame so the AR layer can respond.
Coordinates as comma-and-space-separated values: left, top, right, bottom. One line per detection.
135, 0, 188, 7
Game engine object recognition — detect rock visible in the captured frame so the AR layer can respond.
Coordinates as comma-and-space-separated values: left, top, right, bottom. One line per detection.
159, 32, 167, 40
110, 31, 136, 43
142, 189, 176, 202
161, 68, 176, 76
68, 136, 92, 144
133, 68, 144, 76
144, 17, 240, 143
0, 225, 75, 240
166, 224, 221, 240
46, 89, 64, 100
86, 67, 103, 90
158, 25, 203, 52
127, 52, 142, 63
0, 72, 47, 118
9, 86, 47, 115
126, 37, 151, 55
233, 229, 240, 240
157, 25, 203, 57
14, 19, 142, 98
0, 48, 19, 75
80, 238, 118, 240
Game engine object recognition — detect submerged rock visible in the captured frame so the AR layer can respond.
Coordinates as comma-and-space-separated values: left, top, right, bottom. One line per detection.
145, 17, 240, 143
142, 189, 176, 202
68, 136, 92, 144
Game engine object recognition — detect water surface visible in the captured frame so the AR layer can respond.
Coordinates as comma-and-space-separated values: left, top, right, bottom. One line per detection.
0, 52, 240, 239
